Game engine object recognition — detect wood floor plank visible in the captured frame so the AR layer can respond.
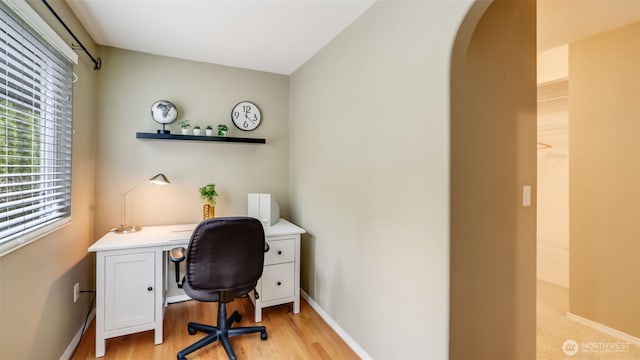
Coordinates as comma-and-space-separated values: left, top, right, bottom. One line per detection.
71, 297, 359, 360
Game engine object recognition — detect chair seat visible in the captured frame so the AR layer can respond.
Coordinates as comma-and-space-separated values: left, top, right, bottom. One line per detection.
183, 280, 257, 303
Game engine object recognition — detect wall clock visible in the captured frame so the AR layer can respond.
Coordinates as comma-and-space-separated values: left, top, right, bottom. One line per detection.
231, 101, 261, 131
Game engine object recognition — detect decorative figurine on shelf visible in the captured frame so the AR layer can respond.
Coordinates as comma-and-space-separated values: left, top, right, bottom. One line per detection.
151, 100, 178, 134
217, 124, 228, 136
199, 183, 218, 219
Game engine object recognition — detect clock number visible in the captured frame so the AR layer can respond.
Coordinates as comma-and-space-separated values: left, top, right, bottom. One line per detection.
243, 120, 249, 128
233, 111, 239, 119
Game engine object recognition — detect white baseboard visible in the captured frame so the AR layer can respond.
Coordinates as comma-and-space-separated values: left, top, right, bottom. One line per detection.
59, 308, 96, 360
300, 290, 371, 359
567, 312, 640, 347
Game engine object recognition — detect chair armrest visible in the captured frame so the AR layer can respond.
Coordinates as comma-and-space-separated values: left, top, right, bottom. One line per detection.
170, 247, 185, 263
169, 247, 186, 288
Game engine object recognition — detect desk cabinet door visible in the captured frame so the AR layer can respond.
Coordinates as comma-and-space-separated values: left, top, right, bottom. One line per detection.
104, 252, 155, 331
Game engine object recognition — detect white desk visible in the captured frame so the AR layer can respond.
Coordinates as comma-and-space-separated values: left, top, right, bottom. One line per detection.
88, 219, 305, 357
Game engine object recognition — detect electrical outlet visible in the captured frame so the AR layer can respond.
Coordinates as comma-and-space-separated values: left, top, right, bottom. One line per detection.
73, 282, 80, 303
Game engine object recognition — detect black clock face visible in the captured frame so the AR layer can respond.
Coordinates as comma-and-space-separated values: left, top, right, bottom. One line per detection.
231, 101, 261, 131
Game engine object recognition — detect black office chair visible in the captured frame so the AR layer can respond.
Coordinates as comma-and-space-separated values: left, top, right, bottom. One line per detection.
176, 217, 268, 360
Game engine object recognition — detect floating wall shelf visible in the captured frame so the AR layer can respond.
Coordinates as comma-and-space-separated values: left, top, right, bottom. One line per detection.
136, 132, 266, 144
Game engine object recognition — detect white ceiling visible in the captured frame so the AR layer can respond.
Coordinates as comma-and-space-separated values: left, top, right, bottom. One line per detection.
537, 0, 640, 52
64, 0, 640, 75
65, 0, 377, 75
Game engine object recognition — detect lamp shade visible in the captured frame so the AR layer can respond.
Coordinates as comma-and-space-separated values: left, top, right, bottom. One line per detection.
150, 173, 170, 185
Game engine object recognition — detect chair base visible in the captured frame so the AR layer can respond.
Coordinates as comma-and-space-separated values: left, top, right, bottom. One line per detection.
177, 302, 267, 360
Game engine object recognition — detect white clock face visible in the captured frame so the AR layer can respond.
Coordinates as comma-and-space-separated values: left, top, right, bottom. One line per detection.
231, 101, 261, 131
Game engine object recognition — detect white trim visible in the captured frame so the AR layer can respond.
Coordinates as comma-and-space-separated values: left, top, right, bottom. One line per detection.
301, 290, 372, 359
567, 312, 640, 347
2, 0, 78, 64
0, 218, 71, 258
59, 308, 95, 360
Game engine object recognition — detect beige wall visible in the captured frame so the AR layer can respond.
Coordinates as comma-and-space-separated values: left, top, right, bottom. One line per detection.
0, 0, 98, 358
569, 21, 640, 337
450, 0, 537, 359
290, 1, 472, 358
94, 48, 290, 238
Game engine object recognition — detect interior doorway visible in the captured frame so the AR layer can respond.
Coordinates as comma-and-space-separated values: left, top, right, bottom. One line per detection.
536, 2, 640, 358
451, 1, 640, 359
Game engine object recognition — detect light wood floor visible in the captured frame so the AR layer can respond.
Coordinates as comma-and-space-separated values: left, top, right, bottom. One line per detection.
71, 297, 359, 360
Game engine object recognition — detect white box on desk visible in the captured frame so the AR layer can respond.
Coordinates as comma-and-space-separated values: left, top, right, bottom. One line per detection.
248, 193, 280, 226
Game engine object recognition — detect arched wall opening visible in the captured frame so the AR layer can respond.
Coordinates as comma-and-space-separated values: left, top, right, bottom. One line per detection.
450, 1, 537, 358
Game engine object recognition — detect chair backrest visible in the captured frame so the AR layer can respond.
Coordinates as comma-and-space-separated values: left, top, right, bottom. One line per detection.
183, 217, 265, 302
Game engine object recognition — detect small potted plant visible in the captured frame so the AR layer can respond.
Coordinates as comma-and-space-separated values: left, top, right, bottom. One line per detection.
179, 119, 191, 135
217, 124, 229, 136
205, 125, 214, 136
199, 183, 218, 219
193, 125, 201, 135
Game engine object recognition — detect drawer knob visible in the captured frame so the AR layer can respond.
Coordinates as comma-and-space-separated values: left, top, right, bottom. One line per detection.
147, 286, 153, 292
277, 281, 282, 286
277, 250, 282, 255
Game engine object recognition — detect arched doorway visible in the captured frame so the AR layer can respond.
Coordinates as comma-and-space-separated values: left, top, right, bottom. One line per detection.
450, 1, 537, 359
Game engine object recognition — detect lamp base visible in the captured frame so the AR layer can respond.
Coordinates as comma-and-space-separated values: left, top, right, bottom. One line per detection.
115, 225, 142, 234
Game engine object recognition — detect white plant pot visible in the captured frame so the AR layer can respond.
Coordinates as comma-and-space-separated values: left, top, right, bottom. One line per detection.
205, 129, 214, 136
193, 129, 202, 135
181, 128, 190, 135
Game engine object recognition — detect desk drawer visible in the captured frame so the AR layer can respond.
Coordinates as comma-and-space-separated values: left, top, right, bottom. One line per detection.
261, 262, 295, 301
264, 238, 295, 265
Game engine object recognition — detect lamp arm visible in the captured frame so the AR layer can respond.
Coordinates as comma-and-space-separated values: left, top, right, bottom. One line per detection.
120, 179, 147, 228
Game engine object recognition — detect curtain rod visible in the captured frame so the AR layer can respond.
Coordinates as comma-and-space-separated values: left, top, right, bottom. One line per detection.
41, 0, 101, 70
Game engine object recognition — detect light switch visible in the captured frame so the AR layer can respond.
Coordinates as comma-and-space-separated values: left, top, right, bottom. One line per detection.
522, 185, 531, 206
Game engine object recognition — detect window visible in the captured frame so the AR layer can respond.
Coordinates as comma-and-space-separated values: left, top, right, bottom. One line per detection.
0, 1, 76, 256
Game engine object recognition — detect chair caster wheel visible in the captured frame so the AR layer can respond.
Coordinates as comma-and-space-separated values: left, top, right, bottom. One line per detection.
260, 331, 268, 340
231, 311, 242, 322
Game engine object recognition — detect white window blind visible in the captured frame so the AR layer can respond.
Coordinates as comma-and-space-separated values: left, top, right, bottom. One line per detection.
0, 1, 73, 256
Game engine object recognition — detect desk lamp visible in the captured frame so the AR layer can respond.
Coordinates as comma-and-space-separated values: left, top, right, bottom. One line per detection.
115, 173, 170, 234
